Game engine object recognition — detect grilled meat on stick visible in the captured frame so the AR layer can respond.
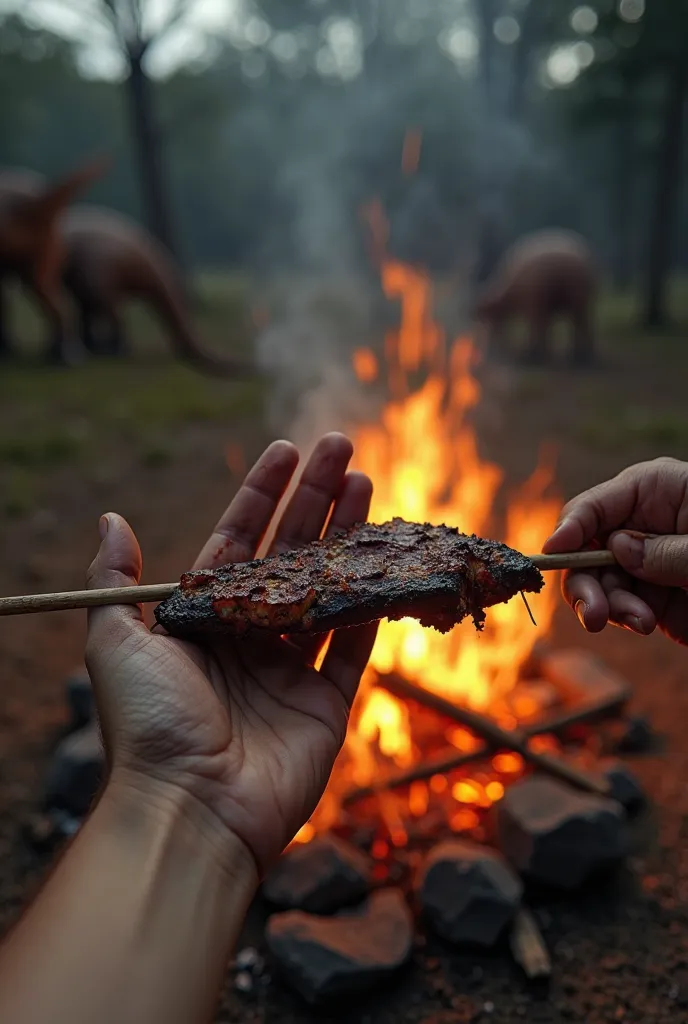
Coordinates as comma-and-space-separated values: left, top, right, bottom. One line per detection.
155, 519, 543, 638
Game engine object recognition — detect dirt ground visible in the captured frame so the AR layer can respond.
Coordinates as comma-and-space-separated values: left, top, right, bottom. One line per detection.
2, 311, 688, 1023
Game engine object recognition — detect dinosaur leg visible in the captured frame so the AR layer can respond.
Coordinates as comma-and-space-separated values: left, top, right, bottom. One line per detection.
0, 277, 10, 358
101, 306, 126, 357
30, 279, 83, 366
78, 302, 100, 354
571, 308, 594, 366
524, 312, 551, 366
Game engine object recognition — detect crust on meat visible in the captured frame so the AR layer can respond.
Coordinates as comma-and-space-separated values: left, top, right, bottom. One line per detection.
155, 519, 544, 638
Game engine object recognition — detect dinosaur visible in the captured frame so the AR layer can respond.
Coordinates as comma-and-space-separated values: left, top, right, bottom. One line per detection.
473, 230, 598, 365
0, 158, 107, 362
59, 206, 253, 377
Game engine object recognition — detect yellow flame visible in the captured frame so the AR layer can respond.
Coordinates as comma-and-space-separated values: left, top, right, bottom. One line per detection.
295, 259, 559, 842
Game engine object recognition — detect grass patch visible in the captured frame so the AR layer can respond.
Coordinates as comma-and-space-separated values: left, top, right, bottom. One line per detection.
2, 469, 36, 519
579, 406, 688, 454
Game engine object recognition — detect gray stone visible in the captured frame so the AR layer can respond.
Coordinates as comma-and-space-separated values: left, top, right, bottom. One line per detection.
65, 667, 94, 731
263, 833, 372, 913
266, 888, 413, 1004
44, 722, 104, 818
417, 839, 522, 947
496, 777, 629, 889
601, 761, 645, 811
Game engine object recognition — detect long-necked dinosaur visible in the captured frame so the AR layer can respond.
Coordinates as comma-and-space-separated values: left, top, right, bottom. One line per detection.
60, 206, 252, 376
473, 230, 598, 365
0, 158, 107, 362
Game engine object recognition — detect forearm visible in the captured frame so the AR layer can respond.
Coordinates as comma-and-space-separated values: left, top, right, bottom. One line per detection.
0, 774, 258, 1024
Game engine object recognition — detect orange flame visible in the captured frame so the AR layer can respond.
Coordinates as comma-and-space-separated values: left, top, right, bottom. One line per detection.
300, 258, 560, 839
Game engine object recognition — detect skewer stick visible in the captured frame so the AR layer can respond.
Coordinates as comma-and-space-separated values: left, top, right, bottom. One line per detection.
0, 549, 617, 618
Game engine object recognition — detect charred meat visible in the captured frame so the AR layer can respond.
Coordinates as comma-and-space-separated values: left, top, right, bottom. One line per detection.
155, 519, 543, 639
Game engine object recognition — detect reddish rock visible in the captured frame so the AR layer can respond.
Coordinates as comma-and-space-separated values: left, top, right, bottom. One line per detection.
266, 888, 413, 1003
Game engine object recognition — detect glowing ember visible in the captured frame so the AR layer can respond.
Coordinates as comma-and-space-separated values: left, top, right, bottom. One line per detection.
298, 256, 560, 841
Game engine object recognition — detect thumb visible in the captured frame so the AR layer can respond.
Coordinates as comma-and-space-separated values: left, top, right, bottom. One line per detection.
610, 530, 688, 588
86, 513, 144, 638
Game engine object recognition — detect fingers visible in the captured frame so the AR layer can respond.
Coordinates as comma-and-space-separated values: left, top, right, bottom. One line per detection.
562, 570, 609, 633
543, 473, 640, 554
86, 512, 145, 644
193, 439, 300, 570
610, 530, 688, 588
562, 566, 656, 636
269, 433, 354, 555
321, 622, 379, 706
326, 470, 373, 535
295, 470, 374, 665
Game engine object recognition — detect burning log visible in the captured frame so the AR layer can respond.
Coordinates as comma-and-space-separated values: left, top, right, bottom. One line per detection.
376, 674, 610, 797
509, 908, 551, 981
343, 680, 625, 805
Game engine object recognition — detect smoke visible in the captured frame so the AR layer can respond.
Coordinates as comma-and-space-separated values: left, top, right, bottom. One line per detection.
248, 33, 536, 455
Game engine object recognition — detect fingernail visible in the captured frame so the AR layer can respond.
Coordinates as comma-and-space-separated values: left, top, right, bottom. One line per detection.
614, 531, 645, 572
98, 515, 110, 541
621, 614, 648, 636
575, 600, 587, 627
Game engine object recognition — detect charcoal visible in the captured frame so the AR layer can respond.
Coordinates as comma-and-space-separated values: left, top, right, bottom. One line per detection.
417, 839, 522, 947
601, 760, 645, 811
496, 776, 629, 889
614, 715, 655, 755
266, 888, 413, 1004
65, 666, 94, 730
263, 833, 372, 913
44, 721, 104, 818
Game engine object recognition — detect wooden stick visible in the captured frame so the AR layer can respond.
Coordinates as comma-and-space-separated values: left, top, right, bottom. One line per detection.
0, 550, 616, 618
0, 583, 178, 616
530, 550, 616, 572
377, 673, 610, 797
510, 908, 551, 981
343, 687, 623, 805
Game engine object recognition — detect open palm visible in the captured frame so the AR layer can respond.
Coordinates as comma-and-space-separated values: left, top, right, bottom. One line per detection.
85, 435, 376, 873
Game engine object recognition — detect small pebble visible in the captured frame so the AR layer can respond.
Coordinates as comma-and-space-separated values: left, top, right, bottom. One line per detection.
235, 947, 261, 971
235, 971, 253, 993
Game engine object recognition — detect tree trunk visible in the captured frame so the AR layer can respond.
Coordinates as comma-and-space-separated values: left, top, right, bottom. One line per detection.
125, 52, 181, 265
476, 0, 499, 114
644, 63, 687, 328
474, 0, 504, 283
508, 2, 539, 124
611, 105, 635, 290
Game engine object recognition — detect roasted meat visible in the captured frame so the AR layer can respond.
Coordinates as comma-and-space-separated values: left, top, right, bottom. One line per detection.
154, 519, 543, 639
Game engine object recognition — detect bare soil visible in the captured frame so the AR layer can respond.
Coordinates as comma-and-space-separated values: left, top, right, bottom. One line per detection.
1, 321, 688, 1023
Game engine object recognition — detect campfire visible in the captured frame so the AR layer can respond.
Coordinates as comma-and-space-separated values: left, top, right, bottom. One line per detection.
293, 258, 564, 848
34, 255, 650, 1009
241, 257, 646, 1005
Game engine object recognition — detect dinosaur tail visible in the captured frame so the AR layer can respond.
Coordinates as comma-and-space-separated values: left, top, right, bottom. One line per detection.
147, 254, 255, 378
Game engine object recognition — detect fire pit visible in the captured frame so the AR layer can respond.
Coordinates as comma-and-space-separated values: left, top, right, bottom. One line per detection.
30, 259, 657, 1018
249, 261, 648, 1006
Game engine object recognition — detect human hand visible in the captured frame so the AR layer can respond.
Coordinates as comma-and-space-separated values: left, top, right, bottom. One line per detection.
85, 433, 377, 875
543, 457, 688, 644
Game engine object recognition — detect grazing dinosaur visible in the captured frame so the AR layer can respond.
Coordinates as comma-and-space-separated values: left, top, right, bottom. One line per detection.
0, 158, 107, 362
60, 206, 252, 376
474, 230, 598, 365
